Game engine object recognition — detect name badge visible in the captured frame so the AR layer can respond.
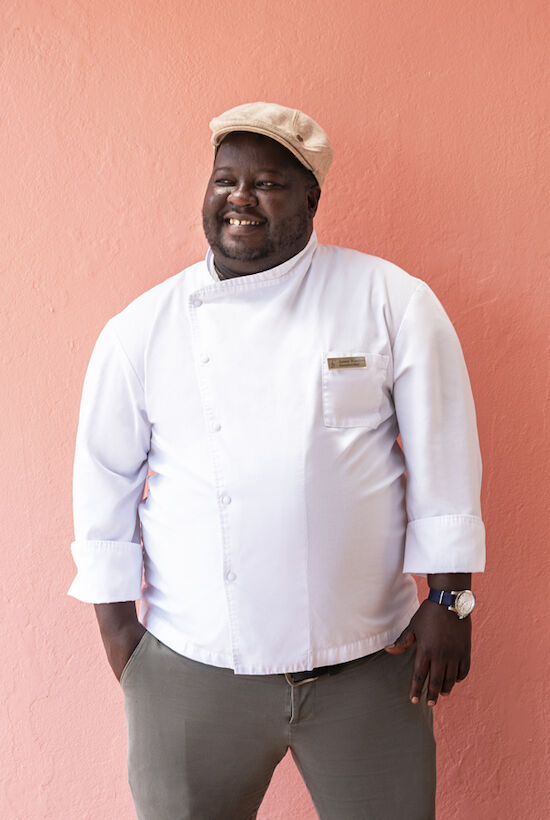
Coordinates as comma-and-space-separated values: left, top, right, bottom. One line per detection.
327, 356, 367, 370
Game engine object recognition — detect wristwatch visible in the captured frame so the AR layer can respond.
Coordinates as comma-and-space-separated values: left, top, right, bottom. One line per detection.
427, 588, 476, 619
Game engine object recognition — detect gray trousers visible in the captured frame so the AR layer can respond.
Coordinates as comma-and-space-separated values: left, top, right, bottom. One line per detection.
120, 631, 435, 820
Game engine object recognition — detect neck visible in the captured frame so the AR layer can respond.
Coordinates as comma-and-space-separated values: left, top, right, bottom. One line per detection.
212, 230, 314, 281
213, 261, 247, 280
213, 255, 288, 281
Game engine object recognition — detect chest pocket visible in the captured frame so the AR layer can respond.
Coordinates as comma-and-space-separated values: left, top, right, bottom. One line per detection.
321, 351, 392, 429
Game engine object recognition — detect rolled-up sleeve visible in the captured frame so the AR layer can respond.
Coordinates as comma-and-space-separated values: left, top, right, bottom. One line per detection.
392, 282, 485, 574
67, 319, 151, 603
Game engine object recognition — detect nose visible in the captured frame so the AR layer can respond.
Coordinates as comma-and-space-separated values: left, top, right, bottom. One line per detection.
227, 181, 258, 207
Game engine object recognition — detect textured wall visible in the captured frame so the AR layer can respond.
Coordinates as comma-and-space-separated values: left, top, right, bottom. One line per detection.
2, 1, 549, 817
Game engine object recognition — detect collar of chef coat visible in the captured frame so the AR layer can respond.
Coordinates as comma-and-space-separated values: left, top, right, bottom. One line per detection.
205, 229, 318, 285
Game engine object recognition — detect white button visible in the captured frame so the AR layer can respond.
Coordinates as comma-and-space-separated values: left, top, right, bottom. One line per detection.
201, 355, 210, 364
211, 422, 221, 432
192, 298, 203, 308
221, 494, 232, 505
226, 571, 236, 582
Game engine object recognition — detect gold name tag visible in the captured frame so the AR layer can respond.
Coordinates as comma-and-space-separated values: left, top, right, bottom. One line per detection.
327, 356, 367, 370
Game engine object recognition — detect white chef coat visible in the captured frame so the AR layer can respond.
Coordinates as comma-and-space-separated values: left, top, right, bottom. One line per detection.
67, 231, 485, 675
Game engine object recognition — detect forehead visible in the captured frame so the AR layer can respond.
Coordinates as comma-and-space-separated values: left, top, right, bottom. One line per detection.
213, 132, 303, 175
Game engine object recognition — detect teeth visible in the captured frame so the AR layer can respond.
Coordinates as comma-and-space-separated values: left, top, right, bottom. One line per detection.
228, 218, 262, 226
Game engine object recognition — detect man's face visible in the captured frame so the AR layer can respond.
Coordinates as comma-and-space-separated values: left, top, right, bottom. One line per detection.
202, 132, 320, 277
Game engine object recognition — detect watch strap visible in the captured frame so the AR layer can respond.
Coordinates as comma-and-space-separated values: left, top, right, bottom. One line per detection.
428, 588, 456, 607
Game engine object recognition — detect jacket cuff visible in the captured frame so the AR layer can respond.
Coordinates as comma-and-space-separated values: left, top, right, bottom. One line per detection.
67, 540, 143, 603
403, 515, 486, 575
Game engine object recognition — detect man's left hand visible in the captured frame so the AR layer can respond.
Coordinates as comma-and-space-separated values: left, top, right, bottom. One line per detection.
384, 600, 471, 706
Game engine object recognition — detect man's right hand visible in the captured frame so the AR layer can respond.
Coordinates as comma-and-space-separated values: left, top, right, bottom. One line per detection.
94, 602, 147, 682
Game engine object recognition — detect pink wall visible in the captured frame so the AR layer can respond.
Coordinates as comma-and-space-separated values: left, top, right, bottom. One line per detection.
2, 1, 549, 817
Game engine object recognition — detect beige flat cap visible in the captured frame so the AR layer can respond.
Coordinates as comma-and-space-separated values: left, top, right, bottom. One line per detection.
209, 102, 333, 187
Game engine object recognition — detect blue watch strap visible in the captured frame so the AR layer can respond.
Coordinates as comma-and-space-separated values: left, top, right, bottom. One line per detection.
428, 588, 456, 607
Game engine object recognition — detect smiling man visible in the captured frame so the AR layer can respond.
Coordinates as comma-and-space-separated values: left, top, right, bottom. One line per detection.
68, 102, 485, 819
202, 130, 320, 274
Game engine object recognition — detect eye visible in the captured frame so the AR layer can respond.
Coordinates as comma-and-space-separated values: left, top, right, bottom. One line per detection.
256, 180, 280, 188
214, 178, 234, 186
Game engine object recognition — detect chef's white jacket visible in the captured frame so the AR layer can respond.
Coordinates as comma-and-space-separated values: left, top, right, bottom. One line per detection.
67, 231, 485, 674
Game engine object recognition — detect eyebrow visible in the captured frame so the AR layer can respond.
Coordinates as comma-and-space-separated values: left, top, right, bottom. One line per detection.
213, 166, 285, 175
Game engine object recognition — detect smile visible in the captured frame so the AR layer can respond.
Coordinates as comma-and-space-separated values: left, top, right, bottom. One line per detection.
226, 218, 264, 226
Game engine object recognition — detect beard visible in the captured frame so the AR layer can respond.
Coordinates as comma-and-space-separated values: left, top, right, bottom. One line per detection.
202, 211, 310, 263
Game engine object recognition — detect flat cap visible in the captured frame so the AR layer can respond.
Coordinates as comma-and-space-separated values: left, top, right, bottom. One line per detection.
209, 102, 333, 187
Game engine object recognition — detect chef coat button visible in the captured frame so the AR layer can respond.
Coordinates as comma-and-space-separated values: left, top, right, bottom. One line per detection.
192, 297, 203, 308
201, 354, 210, 364
221, 494, 232, 505
211, 422, 221, 432
226, 571, 236, 582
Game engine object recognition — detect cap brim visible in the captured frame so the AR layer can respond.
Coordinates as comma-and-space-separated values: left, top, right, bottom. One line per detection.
212, 125, 321, 185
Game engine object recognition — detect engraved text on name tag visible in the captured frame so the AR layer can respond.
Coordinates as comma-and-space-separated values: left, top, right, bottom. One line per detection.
327, 356, 367, 370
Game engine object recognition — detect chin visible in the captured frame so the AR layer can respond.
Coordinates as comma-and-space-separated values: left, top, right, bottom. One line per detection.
221, 246, 273, 263
212, 237, 275, 264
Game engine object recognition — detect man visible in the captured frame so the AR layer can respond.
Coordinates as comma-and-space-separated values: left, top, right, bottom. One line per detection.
68, 102, 485, 819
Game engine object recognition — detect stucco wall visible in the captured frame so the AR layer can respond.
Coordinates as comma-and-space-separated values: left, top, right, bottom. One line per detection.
2, 1, 549, 817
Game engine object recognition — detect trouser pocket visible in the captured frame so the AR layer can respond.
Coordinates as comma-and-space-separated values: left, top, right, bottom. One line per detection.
119, 630, 150, 686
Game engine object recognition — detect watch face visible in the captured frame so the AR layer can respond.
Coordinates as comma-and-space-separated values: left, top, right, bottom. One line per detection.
455, 590, 475, 617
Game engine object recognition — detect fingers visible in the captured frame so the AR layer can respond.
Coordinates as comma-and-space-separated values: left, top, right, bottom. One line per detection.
440, 661, 459, 697
409, 652, 429, 704
409, 655, 459, 706
426, 660, 447, 706
404, 601, 472, 706
457, 655, 471, 681
384, 628, 416, 654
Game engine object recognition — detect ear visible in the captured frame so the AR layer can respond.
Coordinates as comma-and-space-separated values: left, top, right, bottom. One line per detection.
307, 184, 321, 219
